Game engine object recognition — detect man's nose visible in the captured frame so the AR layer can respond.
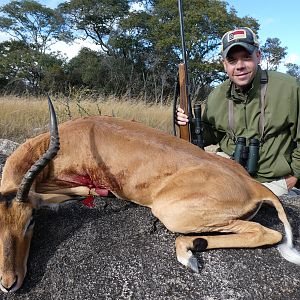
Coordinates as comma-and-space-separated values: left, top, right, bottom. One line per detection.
235, 59, 245, 69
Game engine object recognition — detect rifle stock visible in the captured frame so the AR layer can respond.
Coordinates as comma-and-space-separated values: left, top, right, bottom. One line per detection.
178, 63, 191, 142
175, 0, 204, 148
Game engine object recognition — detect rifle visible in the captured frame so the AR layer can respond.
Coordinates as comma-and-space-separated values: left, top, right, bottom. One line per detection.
173, 0, 204, 149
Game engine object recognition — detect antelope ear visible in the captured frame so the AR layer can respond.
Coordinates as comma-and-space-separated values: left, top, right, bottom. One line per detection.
20, 192, 42, 209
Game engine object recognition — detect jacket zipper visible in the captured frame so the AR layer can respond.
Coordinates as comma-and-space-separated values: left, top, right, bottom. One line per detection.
244, 104, 247, 129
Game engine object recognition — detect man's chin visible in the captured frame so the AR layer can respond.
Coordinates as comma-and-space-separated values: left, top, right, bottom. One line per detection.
233, 77, 252, 89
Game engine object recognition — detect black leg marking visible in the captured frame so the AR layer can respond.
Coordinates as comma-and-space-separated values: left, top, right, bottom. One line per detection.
192, 238, 208, 252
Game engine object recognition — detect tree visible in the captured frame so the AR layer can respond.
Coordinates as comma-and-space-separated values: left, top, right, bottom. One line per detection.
0, 40, 28, 92
261, 38, 287, 71
67, 48, 133, 96
0, 40, 66, 94
0, 0, 70, 94
38, 52, 67, 94
0, 0, 71, 54
116, 0, 259, 100
0, 0, 287, 100
58, 0, 130, 55
285, 63, 300, 81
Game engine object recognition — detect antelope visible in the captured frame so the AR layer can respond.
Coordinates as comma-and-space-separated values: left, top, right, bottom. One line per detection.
0, 98, 300, 293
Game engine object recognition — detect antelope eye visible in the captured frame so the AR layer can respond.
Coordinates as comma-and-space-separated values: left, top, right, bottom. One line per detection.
28, 218, 35, 227
26, 217, 35, 232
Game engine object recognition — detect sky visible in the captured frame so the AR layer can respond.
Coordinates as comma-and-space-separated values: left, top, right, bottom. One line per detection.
226, 0, 300, 66
0, 0, 299, 68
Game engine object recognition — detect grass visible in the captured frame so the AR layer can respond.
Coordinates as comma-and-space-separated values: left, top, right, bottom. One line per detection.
0, 95, 174, 143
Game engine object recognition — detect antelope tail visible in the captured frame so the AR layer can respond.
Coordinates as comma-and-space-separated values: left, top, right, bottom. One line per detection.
266, 195, 300, 265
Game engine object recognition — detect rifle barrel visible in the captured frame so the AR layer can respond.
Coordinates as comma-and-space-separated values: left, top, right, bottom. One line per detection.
178, 0, 192, 119
178, 0, 188, 74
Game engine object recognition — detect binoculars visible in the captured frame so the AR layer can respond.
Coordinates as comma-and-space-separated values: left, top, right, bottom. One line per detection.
191, 104, 204, 149
233, 137, 260, 176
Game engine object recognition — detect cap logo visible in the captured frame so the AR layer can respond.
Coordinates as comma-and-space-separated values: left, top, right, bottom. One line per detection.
228, 30, 247, 42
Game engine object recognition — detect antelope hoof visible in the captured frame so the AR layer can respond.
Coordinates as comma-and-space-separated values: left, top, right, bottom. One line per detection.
187, 254, 199, 273
0, 275, 19, 293
177, 250, 199, 273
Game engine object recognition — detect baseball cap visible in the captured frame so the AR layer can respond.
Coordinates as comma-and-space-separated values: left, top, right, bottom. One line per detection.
221, 27, 259, 58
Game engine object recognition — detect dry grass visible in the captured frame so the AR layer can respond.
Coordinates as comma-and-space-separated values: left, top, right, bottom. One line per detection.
0, 95, 174, 143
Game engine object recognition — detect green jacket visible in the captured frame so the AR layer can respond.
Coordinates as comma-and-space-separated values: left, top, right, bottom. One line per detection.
202, 67, 300, 182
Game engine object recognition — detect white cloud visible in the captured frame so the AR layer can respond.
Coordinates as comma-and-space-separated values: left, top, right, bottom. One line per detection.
284, 53, 300, 65
49, 39, 102, 60
0, 30, 101, 59
263, 18, 275, 25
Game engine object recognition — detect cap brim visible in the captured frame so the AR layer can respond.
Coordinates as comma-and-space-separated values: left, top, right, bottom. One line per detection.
222, 42, 257, 58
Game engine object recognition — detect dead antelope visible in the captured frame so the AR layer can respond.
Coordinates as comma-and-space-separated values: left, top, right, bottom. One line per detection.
0, 98, 300, 293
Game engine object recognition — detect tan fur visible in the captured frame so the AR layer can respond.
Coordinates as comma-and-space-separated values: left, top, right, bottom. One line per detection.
0, 116, 295, 292
0, 200, 33, 292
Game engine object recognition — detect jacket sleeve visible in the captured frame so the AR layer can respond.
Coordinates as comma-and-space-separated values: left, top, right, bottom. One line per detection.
290, 82, 300, 178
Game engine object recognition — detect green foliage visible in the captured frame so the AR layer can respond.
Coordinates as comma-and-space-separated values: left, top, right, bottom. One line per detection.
0, 0, 70, 94
67, 47, 134, 96
285, 63, 300, 81
116, 0, 259, 100
0, 0, 71, 53
0, 39, 66, 94
0, 0, 289, 101
261, 38, 287, 71
37, 52, 67, 93
0, 40, 26, 91
58, 0, 130, 54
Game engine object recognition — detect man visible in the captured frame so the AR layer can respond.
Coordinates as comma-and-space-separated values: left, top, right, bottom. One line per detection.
177, 27, 300, 196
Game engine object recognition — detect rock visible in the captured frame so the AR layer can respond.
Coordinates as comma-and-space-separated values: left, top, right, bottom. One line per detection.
0, 139, 19, 177
0, 196, 297, 299
0, 154, 7, 177
0, 138, 19, 156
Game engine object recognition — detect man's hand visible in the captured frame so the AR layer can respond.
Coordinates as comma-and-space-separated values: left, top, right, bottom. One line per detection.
285, 175, 298, 190
176, 107, 189, 125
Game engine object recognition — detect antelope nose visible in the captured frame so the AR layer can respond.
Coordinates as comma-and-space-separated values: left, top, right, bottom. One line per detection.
0, 275, 18, 293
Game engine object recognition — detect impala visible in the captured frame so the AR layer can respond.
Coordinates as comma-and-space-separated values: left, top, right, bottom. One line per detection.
0, 98, 299, 293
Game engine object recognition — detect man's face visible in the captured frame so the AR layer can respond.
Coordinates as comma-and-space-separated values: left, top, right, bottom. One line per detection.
223, 46, 261, 89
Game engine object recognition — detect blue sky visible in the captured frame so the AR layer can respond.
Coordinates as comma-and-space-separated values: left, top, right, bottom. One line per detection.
0, 0, 299, 67
227, 0, 300, 65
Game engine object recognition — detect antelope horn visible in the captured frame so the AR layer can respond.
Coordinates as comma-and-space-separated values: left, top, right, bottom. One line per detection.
16, 96, 60, 202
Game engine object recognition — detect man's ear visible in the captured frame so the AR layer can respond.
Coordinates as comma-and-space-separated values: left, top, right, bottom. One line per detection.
256, 49, 262, 64
222, 59, 227, 73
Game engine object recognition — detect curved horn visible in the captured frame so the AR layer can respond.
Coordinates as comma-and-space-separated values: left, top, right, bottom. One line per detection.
16, 96, 60, 202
